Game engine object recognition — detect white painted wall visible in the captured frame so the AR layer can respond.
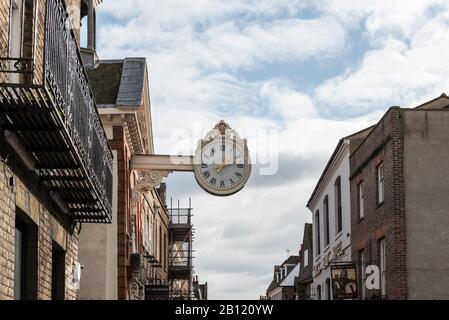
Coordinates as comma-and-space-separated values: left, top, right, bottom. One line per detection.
78, 148, 118, 300
280, 263, 300, 287
309, 141, 352, 300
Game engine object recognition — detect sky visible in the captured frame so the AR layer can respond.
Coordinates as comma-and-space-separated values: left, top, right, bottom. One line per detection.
96, 0, 449, 299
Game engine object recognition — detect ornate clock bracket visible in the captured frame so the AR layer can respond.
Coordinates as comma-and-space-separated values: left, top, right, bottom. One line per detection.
131, 154, 194, 189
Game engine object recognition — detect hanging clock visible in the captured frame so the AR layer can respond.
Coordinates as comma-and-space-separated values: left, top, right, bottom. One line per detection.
194, 121, 251, 197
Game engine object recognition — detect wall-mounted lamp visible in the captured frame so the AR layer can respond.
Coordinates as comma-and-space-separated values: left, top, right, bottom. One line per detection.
49, 191, 69, 215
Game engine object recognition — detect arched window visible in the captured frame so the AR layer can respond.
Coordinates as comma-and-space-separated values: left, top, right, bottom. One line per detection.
315, 210, 321, 256
334, 177, 343, 234
80, 0, 96, 50
316, 285, 322, 300
326, 278, 332, 300
324, 196, 330, 246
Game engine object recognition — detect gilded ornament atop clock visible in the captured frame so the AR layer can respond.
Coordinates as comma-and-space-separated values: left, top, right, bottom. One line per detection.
194, 121, 251, 197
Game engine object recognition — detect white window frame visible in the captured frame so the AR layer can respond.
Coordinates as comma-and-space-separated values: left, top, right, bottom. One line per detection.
377, 163, 385, 204
359, 182, 365, 219
304, 250, 309, 267
380, 239, 387, 297
360, 250, 366, 300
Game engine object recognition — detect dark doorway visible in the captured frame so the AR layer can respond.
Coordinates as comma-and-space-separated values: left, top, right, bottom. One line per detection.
51, 241, 66, 300
14, 208, 38, 300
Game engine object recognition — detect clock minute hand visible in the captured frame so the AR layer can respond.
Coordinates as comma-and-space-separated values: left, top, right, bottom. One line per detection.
216, 159, 233, 173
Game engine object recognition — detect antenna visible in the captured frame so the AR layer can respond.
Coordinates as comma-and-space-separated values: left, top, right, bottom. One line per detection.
286, 249, 291, 258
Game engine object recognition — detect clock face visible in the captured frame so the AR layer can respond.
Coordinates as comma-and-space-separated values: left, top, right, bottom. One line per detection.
194, 139, 251, 196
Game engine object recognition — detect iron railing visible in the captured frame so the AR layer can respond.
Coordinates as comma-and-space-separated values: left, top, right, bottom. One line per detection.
0, 0, 113, 222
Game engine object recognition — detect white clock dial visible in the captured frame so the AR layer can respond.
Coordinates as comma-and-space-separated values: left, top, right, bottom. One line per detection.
194, 139, 251, 196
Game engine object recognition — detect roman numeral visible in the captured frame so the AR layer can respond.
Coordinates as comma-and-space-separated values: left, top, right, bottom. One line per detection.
203, 171, 210, 179
201, 164, 208, 169
235, 172, 242, 177
230, 178, 235, 185
210, 178, 217, 186
220, 180, 225, 188
237, 164, 244, 169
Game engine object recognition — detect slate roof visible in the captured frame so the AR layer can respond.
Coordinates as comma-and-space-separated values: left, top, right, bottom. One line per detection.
267, 256, 300, 294
87, 58, 147, 107
116, 58, 147, 107
87, 61, 124, 105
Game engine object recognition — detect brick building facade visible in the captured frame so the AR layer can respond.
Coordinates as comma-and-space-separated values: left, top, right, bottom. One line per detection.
350, 95, 449, 300
78, 58, 170, 300
295, 224, 313, 300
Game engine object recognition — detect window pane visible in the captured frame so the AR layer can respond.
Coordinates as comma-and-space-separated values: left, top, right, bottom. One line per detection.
359, 183, 365, 219
380, 239, 387, 296
360, 250, 366, 300
315, 211, 321, 256
14, 228, 22, 300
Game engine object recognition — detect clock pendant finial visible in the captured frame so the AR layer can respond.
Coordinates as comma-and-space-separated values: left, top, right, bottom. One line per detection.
214, 120, 231, 136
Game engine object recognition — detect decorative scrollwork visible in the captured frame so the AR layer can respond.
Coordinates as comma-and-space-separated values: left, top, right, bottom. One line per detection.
135, 171, 172, 192
13, 59, 28, 72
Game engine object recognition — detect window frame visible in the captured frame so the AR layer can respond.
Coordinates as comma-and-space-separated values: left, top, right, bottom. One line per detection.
315, 210, 321, 257
334, 177, 343, 235
360, 249, 366, 300
358, 181, 365, 220
323, 196, 330, 247
326, 278, 332, 300
379, 238, 387, 297
377, 163, 385, 206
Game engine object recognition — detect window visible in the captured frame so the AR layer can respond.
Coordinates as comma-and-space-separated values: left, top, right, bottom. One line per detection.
51, 242, 66, 300
326, 278, 332, 300
14, 226, 22, 300
164, 233, 167, 272
380, 239, 387, 297
360, 249, 366, 300
323, 196, 330, 247
9, 0, 24, 57
315, 210, 321, 257
334, 177, 343, 234
8, 0, 25, 83
14, 210, 38, 300
358, 182, 365, 219
303, 250, 309, 267
377, 163, 385, 205
316, 285, 322, 300
159, 226, 162, 265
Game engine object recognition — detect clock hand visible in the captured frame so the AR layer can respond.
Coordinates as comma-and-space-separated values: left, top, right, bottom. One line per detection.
216, 159, 234, 173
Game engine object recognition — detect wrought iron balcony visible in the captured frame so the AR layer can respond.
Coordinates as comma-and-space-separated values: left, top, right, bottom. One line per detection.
0, 0, 112, 223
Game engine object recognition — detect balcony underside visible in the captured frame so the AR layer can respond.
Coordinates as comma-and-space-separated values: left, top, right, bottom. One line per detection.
0, 85, 110, 223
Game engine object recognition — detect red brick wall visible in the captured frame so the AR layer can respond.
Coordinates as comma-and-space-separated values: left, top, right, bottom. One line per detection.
350, 108, 407, 300
109, 126, 131, 300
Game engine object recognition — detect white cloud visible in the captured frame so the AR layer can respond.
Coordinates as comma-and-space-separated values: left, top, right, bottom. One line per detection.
315, 1, 449, 114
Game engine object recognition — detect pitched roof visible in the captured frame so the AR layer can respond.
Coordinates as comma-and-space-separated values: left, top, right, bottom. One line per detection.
87, 61, 124, 105
414, 93, 449, 110
306, 126, 372, 208
267, 256, 300, 294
